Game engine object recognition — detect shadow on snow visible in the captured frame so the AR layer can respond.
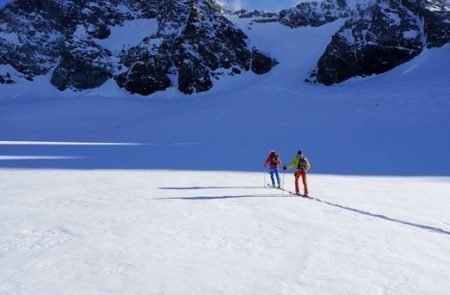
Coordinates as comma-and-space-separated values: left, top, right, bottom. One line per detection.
0, 141, 449, 176
156, 194, 287, 200
312, 198, 450, 236
158, 191, 450, 236
160, 186, 264, 190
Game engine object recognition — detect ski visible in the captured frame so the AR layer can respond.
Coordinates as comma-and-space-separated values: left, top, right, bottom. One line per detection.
266, 183, 312, 199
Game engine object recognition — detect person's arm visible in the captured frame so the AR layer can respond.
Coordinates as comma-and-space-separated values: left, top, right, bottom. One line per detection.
284, 157, 298, 170
264, 155, 270, 167
277, 159, 281, 167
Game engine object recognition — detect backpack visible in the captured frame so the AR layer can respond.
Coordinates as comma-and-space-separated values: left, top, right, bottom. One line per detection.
271, 153, 279, 166
297, 156, 310, 171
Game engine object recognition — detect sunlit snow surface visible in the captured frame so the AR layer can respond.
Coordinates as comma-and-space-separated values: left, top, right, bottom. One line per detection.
0, 170, 449, 294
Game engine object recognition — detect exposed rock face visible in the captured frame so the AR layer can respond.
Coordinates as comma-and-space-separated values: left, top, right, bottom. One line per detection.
0, 0, 160, 88
0, 0, 65, 81
251, 49, 279, 75
233, 0, 349, 26
0, 0, 276, 95
279, 0, 350, 28
51, 39, 113, 91
0, 73, 15, 84
423, 0, 450, 48
309, 0, 450, 85
233, 9, 279, 23
117, 0, 262, 95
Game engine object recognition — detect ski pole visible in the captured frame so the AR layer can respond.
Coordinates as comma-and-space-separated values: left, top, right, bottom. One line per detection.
263, 167, 266, 188
282, 169, 285, 195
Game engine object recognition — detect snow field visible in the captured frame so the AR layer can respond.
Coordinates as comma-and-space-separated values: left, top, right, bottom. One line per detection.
0, 169, 449, 294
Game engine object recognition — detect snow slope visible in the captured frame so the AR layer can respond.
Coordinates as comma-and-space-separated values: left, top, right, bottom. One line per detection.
95, 18, 159, 53
0, 170, 449, 294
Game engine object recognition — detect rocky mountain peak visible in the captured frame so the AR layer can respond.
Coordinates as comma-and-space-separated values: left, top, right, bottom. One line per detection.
0, 0, 277, 94
308, 0, 449, 85
0, 0, 449, 92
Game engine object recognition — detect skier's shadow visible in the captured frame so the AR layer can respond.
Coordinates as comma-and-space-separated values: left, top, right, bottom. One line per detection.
158, 191, 450, 236
159, 186, 264, 190
311, 198, 450, 236
156, 194, 286, 200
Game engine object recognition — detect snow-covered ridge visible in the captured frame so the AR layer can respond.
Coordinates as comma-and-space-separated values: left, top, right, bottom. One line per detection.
0, 0, 449, 95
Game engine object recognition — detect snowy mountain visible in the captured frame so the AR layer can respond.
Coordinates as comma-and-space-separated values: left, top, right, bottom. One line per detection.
233, 0, 450, 85
0, 0, 277, 95
309, 0, 450, 85
0, 0, 449, 95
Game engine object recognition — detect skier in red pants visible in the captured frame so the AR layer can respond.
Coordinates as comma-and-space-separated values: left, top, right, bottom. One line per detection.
283, 150, 311, 197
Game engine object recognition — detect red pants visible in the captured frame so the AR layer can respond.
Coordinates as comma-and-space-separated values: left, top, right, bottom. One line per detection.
295, 170, 308, 195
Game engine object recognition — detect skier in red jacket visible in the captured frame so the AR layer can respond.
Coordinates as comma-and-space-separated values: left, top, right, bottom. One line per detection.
264, 151, 282, 188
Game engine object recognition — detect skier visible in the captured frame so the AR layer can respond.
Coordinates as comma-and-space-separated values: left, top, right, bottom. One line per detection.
283, 150, 311, 197
264, 151, 282, 188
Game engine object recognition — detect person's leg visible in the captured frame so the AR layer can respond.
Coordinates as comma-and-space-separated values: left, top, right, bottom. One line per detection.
275, 168, 281, 187
295, 171, 300, 194
270, 168, 275, 186
301, 171, 308, 195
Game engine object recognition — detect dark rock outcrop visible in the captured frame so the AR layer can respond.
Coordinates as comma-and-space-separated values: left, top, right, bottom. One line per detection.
234, 9, 279, 23
0, 73, 15, 84
309, 0, 450, 85
116, 0, 266, 95
423, 0, 450, 48
51, 40, 113, 90
251, 49, 278, 75
0, 0, 275, 96
279, 0, 350, 28
234, 0, 349, 27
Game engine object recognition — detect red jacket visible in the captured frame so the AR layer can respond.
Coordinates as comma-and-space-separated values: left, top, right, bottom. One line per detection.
264, 152, 281, 169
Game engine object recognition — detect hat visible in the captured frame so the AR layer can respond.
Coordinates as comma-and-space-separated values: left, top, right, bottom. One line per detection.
297, 150, 302, 155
